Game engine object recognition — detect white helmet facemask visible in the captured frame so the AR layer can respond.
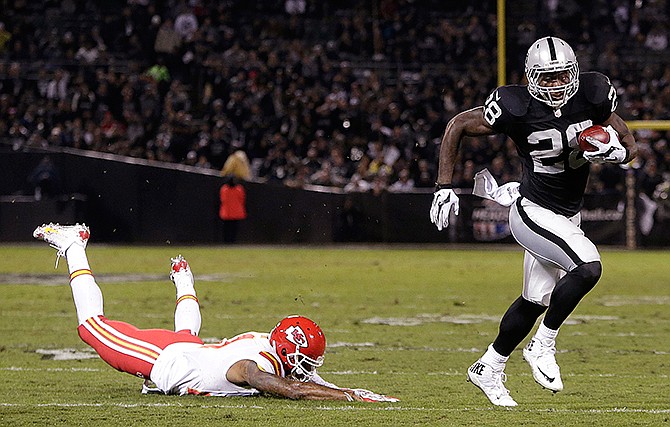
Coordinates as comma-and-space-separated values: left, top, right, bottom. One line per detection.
525, 37, 579, 109
286, 350, 324, 381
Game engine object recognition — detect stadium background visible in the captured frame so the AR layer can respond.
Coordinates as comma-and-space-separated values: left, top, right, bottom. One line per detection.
0, 0, 668, 246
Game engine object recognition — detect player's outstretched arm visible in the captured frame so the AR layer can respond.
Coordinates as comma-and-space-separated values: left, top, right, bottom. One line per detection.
431, 107, 496, 231
229, 359, 393, 401
436, 106, 496, 186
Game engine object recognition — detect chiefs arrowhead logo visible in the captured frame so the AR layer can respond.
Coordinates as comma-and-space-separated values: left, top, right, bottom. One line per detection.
285, 325, 308, 348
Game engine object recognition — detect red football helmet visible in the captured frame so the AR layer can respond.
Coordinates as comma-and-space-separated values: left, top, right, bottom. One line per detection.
269, 315, 326, 381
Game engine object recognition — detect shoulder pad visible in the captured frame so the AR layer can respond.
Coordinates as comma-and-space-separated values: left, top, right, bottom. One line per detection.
580, 72, 613, 105
494, 85, 532, 117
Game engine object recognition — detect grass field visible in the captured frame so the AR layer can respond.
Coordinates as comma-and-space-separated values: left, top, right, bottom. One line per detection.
1, 244, 668, 426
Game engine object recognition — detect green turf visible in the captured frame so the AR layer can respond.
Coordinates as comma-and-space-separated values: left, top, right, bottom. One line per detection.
1, 244, 668, 426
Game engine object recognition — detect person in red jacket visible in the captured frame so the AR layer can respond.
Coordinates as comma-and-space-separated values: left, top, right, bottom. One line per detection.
219, 175, 247, 243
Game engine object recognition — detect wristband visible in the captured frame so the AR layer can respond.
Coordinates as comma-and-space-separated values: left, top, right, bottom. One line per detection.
434, 182, 453, 191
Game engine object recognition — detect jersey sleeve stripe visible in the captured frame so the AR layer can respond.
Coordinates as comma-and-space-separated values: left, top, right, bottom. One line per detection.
259, 351, 282, 376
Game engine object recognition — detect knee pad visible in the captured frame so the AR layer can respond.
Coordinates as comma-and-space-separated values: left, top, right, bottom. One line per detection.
572, 261, 602, 290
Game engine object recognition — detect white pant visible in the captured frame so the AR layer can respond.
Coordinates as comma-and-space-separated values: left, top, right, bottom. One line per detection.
509, 198, 601, 306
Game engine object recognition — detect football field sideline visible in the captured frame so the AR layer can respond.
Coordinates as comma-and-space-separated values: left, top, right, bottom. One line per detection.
2, 401, 669, 415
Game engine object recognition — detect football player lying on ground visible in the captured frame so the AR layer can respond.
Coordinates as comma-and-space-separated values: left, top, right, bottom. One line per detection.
33, 223, 397, 402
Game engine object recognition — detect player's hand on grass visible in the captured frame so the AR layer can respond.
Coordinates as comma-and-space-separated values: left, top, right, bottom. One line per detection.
345, 388, 399, 402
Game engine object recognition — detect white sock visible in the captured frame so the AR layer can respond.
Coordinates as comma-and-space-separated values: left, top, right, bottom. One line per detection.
172, 272, 201, 335
174, 298, 201, 335
535, 322, 559, 344
481, 344, 509, 370
65, 244, 90, 273
171, 267, 196, 298
65, 245, 103, 324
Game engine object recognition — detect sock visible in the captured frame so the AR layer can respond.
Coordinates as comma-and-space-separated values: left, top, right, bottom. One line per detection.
174, 298, 201, 335
492, 296, 547, 356
535, 322, 559, 344
172, 271, 201, 335
172, 270, 196, 299
65, 244, 90, 273
481, 344, 509, 370
65, 245, 103, 324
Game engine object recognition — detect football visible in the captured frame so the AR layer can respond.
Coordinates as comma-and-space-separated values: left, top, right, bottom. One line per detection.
578, 125, 609, 152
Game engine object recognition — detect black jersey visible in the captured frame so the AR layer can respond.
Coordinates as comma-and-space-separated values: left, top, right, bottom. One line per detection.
482, 72, 617, 216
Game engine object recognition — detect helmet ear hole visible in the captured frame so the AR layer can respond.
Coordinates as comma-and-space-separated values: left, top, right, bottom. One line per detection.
281, 348, 287, 356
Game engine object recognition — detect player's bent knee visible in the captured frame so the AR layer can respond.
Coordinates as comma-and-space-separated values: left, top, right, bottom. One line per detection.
574, 261, 602, 289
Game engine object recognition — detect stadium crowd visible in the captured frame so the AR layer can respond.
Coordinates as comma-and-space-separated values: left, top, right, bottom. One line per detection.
0, 0, 668, 197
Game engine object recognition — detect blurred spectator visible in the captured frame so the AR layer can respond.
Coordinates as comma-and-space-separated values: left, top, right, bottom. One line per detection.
637, 158, 663, 236
174, 4, 199, 42
74, 38, 100, 64
637, 159, 663, 198
219, 175, 247, 243
221, 149, 252, 181
413, 159, 436, 189
2, 62, 25, 99
46, 69, 70, 101
388, 168, 415, 192
0, 22, 11, 53
27, 156, 62, 200
644, 23, 668, 51
154, 18, 181, 58
285, 0, 306, 15
344, 173, 372, 193
335, 196, 364, 242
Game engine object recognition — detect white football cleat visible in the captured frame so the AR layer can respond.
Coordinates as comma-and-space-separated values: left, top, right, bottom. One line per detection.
33, 223, 90, 267
170, 254, 193, 285
467, 359, 518, 407
523, 338, 564, 392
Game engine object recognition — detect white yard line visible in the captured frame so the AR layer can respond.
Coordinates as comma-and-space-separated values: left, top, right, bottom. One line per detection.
0, 272, 246, 285
3, 366, 666, 379
0, 402, 668, 414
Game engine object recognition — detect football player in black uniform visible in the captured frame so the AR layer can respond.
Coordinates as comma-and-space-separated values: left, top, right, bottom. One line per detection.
430, 37, 638, 406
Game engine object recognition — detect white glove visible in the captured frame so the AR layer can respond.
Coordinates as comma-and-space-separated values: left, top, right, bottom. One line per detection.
583, 125, 627, 164
346, 388, 399, 402
430, 188, 459, 231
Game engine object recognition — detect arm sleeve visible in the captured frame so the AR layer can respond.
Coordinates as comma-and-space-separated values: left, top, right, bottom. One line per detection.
310, 371, 341, 389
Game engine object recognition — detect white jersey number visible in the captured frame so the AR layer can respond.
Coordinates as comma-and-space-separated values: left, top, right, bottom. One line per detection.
528, 121, 591, 174
484, 90, 603, 174
483, 91, 502, 126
